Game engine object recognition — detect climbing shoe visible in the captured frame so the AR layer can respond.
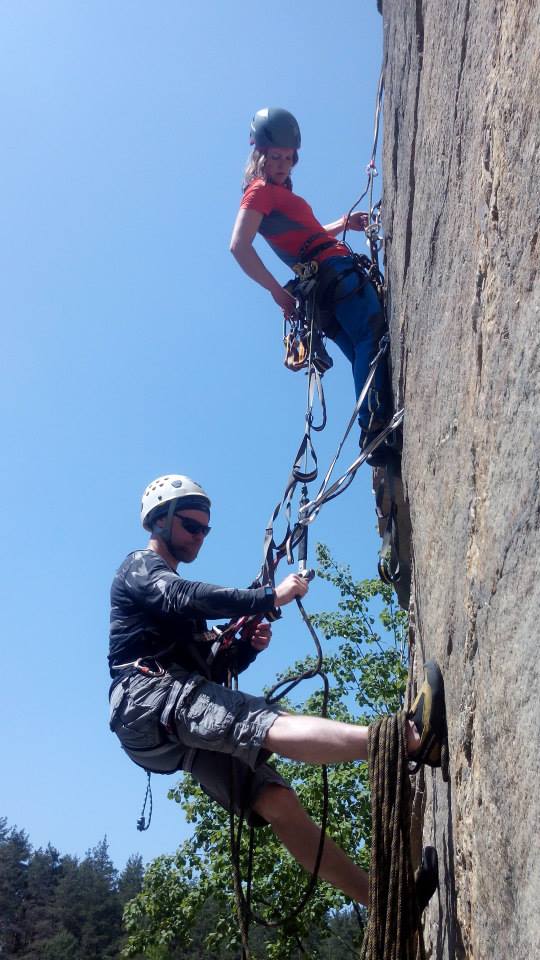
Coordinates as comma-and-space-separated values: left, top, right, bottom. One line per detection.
407, 660, 448, 773
360, 427, 390, 467
360, 419, 402, 468
415, 846, 439, 913
385, 422, 403, 457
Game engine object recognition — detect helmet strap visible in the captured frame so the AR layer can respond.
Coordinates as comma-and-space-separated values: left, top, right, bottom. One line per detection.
152, 499, 178, 546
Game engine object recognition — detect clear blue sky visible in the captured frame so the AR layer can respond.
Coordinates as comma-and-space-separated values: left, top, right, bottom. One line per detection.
1, 1, 384, 868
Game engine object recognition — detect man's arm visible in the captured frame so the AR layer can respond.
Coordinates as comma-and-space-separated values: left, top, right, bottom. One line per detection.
125, 552, 307, 622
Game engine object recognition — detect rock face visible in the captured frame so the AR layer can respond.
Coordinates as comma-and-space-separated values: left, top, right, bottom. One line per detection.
381, 1, 540, 958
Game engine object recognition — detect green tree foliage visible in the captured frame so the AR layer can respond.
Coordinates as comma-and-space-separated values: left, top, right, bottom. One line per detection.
53, 840, 123, 959
0, 826, 144, 960
119, 855, 146, 907
0, 818, 32, 956
123, 546, 408, 959
18, 844, 63, 960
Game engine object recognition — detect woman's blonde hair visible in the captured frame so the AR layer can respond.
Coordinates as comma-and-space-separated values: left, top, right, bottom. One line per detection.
242, 148, 298, 192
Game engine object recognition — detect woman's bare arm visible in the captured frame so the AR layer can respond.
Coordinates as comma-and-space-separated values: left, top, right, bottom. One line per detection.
230, 208, 295, 314
323, 211, 369, 236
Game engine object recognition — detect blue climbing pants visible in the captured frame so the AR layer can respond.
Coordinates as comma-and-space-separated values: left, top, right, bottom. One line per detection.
322, 256, 390, 432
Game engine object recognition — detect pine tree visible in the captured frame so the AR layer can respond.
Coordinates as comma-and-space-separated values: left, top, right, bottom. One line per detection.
61, 839, 123, 959
118, 854, 145, 907
0, 818, 32, 956
0, 826, 145, 959
18, 844, 62, 959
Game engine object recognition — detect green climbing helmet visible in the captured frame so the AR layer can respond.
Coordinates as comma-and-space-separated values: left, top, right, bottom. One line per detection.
250, 107, 301, 151
141, 474, 211, 532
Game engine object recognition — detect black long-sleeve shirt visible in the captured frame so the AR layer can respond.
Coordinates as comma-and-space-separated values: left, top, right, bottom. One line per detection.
108, 549, 275, 682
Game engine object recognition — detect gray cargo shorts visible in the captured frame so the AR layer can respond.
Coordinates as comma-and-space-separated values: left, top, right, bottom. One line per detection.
109, 664, 290, 827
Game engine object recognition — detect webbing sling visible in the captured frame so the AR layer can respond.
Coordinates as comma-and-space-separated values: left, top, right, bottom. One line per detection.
299, 407, 404, 526
257, 364, 326, 585
258, 338, 402, 586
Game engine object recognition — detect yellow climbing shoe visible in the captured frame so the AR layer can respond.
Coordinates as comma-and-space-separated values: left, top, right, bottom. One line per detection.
408, 660, 447, 772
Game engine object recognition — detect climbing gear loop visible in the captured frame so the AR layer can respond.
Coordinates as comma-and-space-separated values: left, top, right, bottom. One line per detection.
283, 275, 334, 376
292, 259, 318, 280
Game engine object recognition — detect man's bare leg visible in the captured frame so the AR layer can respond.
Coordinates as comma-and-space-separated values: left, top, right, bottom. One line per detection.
263, 713, 420, 764
254, 784, 369, 904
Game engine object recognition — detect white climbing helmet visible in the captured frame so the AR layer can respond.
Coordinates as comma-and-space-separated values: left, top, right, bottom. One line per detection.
140, 474, 211, 531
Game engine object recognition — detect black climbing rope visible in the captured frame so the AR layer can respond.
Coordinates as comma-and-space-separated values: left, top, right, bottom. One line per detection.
221, 65, 403, 958
340, 66, 403, 586
342, 67, 384, 255
228, 592, 330, 959
255, 337, 401, 594
256, 66, 402, 588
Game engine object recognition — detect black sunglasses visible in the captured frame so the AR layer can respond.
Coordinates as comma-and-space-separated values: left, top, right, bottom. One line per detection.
174, 514, 212, 537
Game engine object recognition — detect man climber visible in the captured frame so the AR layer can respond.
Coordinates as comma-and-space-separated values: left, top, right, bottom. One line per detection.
108, 473, 445, 908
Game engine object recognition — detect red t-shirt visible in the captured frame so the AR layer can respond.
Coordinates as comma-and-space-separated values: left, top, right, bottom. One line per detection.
240, 178, 348, 268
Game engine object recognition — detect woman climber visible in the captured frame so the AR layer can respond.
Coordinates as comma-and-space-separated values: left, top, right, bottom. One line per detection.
230, 106, 393, 465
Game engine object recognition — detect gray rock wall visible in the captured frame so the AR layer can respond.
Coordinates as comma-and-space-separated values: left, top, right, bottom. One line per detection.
381, 1, 540, 957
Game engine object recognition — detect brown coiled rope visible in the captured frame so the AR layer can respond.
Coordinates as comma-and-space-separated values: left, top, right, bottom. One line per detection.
360, 711, 425, 960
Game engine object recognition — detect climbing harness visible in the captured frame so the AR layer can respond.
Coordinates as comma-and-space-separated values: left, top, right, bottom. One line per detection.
111, 651, 174, 832
282, 245, 380, 377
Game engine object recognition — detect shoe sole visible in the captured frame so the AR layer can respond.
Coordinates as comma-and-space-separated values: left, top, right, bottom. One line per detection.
408, 660, 449, 781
